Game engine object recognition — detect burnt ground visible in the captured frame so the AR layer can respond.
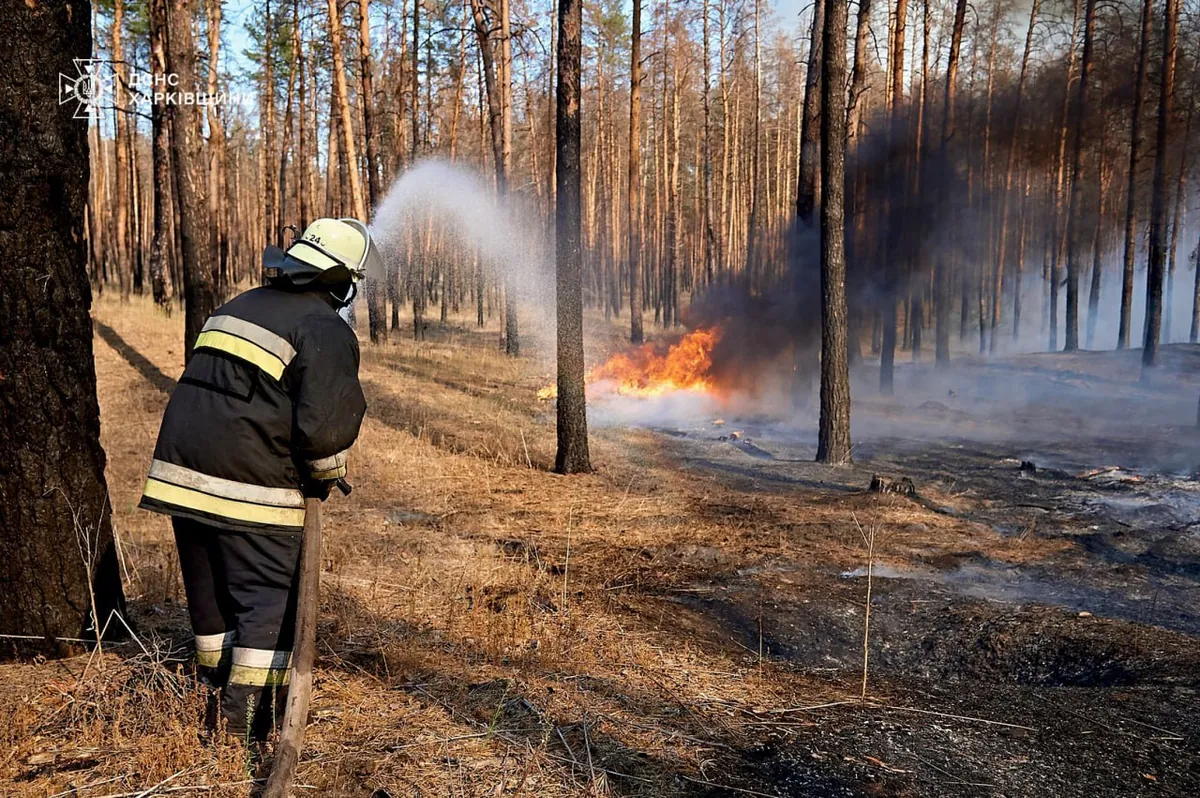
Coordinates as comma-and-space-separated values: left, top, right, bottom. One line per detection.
10, 301, 1200, 798
595, 346, 1200, 797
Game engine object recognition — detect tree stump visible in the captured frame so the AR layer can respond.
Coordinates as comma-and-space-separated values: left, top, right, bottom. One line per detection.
869, 475, 916, 497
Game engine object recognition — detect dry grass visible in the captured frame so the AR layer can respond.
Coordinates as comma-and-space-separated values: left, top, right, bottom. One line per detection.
0, 295, 1065, 797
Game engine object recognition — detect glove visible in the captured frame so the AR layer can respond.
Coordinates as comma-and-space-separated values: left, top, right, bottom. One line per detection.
301, 478, 334, 501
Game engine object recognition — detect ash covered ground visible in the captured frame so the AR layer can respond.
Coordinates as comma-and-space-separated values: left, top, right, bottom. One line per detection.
589, 343, 1200, 796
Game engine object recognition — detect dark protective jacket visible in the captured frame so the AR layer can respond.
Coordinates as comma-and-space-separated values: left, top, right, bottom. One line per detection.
140, 286, 367, 534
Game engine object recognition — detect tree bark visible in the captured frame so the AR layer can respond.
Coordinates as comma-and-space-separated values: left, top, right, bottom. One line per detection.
879, 0, 908, 394
700, 0, 717, 287
1, 0, 126, 654
359, 0, 387, 344
112, 0, 132, 299
149, 0, 174, 309
168, 0, 219, 358
627, 0, 644, 343
261, 0, 278, 256
993, 0, 1041, 347
554, 0, 591, 474
935, 0, 967, 367
205, 0, 229, 297
1118, 0, 1153, 350
1063, 0, 1097, 352
796, 1, 824, 227
817, 0, 851, 464
1142, 0, 1181, 371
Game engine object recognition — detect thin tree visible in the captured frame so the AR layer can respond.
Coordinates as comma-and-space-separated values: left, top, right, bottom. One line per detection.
554, 0, 591, 473
628, 0, 645, 343
1063, 0, 1098, 352
879, 0, 908, 394
148, 0, 174, 308
817, 0, 852, 464
1143, 0, 1182, 371
168, 0, 219, 357
700, 0, 718, 286
994, 0, 1042, 346
359, 0, 388, 343
1118, 0, 1153, 349
935, 0, 968, 366
2, 0, 126, 652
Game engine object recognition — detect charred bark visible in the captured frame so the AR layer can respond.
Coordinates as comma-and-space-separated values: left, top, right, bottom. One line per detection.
554, 0, 591, 474
1142, 0, 1181, 371
0, 0, 127, 654
817, 0, 851, 464
1118, 0, 1153, 350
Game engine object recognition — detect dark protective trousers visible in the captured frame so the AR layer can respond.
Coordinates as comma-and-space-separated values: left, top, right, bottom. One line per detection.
173, 517, 302, 740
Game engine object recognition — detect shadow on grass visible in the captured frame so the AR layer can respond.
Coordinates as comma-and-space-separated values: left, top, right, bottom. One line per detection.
95, 321, 177, 394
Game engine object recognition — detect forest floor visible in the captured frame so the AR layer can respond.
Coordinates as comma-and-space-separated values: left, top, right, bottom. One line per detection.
4, 295, 1200, 797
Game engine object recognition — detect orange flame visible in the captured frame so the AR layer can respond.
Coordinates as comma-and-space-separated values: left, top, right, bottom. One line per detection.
538, 327, 721, 400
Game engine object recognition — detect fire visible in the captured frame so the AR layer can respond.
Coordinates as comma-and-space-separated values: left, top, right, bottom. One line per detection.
538, 327, 721, 400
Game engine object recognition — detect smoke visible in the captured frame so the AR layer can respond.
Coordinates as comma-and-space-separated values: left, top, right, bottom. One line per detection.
367, 159, 556, 348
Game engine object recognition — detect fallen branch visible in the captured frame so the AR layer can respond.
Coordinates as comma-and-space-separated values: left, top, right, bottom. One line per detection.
867, 702, 1035, 731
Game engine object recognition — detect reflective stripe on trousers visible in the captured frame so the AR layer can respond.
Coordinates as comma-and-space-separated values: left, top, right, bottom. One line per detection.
229, 646, 292, 686
195, 630, 235, 668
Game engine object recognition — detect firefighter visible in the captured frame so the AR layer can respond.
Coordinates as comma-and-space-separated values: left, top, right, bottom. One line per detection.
140, 218, 374, 740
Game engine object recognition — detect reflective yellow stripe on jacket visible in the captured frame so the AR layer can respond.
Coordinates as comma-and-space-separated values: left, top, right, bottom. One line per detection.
194, 315, 297, 380
143, 459, 305, 528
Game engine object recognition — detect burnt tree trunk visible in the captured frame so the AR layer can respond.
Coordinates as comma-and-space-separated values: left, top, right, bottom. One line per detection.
0, 0, 126, 654
167, 0, 218, 358
1118, 0, 1153, 350
936, 0, 967, 366
1063, 0, 1097, 352
817, 0, 851, 464
791, 0, 824, 406
1142, 0, 1181, 371
554, 0, 591, 474
879, 0, 908, 394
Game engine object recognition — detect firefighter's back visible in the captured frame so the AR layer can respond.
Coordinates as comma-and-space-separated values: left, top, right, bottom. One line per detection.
141, 285, 359, 535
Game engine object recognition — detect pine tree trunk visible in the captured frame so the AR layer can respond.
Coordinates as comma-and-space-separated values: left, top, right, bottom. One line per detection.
1, 0, 127, 653
817, 0, 851, 464
1118, 0, 1153, 350
499, 0, 518, 355
262, 0, 278, 256
700, 0, 717, 287
879, 0, 907, 394
205, 0, 229, 297
359, 0, 388, 344
553, 0, 591, 474
994, 0, 1040, 347
1063, 0, 1097, 352
936, 0, 967, 366
149, 0, 174, 309
1142, 0, 1181, 371
168, 0, 218, 357
627, 0, 644, 343
112, 0, 132, 299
